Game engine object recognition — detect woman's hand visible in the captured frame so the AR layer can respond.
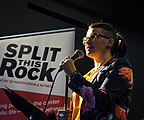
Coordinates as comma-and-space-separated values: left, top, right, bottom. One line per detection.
59, 57, 77, 77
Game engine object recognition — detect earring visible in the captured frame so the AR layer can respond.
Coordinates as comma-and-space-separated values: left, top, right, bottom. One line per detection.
106, 44, 111, 48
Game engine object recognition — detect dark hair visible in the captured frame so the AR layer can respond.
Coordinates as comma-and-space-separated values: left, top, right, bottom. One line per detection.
89, 22, 127, 58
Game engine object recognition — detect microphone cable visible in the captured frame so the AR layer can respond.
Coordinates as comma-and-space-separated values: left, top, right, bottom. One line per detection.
43, 68, 62, 113
40, 68, 63, 120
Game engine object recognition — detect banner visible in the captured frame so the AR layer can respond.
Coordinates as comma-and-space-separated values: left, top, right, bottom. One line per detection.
0, 28, 75, 120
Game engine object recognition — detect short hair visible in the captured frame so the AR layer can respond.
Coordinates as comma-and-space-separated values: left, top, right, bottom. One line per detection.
88, 22, 127, 58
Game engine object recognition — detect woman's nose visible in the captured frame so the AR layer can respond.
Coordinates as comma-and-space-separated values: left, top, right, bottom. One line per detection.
84, 38, 91, 45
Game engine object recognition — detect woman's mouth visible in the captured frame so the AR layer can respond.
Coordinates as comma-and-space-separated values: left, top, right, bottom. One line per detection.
85, 45, 93, 51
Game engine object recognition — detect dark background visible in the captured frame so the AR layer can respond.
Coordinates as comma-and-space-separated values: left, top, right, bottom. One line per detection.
0, 0, 144, 119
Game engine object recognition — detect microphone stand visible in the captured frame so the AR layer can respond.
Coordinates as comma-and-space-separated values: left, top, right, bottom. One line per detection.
64, 75, 69, 110
37, 68, 72, 120
57, 75, 72, 120
43, 69, 61, 113
29, 69, 61, 120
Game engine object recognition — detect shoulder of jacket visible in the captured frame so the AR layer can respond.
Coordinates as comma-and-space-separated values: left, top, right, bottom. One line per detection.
110, 57, 132, 69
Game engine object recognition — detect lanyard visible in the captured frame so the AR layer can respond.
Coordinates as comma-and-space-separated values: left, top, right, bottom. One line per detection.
90, 66, 105, 84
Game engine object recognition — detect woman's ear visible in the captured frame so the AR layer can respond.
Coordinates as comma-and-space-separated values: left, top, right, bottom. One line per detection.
106, 38, 114, 49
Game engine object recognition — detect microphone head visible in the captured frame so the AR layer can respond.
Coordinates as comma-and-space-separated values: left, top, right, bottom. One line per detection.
71, 49, 84, 61
75, 49, 84, 59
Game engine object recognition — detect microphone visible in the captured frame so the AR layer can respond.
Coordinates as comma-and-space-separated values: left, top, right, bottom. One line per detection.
71, 49, 84, 61
58, 49, 84, 72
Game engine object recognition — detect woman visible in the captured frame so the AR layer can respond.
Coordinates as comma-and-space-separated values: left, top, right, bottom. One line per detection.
59, 22, 133, 120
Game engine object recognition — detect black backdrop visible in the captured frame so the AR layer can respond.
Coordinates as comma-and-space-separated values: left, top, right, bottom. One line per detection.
0, 0, 144, 119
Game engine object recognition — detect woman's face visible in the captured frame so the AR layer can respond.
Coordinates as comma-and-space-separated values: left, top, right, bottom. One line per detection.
83, 27, 113, 60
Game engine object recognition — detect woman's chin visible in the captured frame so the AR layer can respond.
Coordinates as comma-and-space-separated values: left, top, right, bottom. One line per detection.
86, 49, 98, 59
86, 51, 94, 58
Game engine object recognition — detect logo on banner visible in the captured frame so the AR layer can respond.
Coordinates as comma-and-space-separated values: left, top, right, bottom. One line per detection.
0, 43, 62, 82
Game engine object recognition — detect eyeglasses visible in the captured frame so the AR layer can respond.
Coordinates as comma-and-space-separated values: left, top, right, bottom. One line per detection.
82, 32, 111, 45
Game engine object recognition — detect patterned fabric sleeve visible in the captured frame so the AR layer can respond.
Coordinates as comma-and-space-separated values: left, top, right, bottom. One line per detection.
68, 58, 133, 114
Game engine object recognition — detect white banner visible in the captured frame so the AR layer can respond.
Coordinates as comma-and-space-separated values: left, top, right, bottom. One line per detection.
0, 28, 75, 120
